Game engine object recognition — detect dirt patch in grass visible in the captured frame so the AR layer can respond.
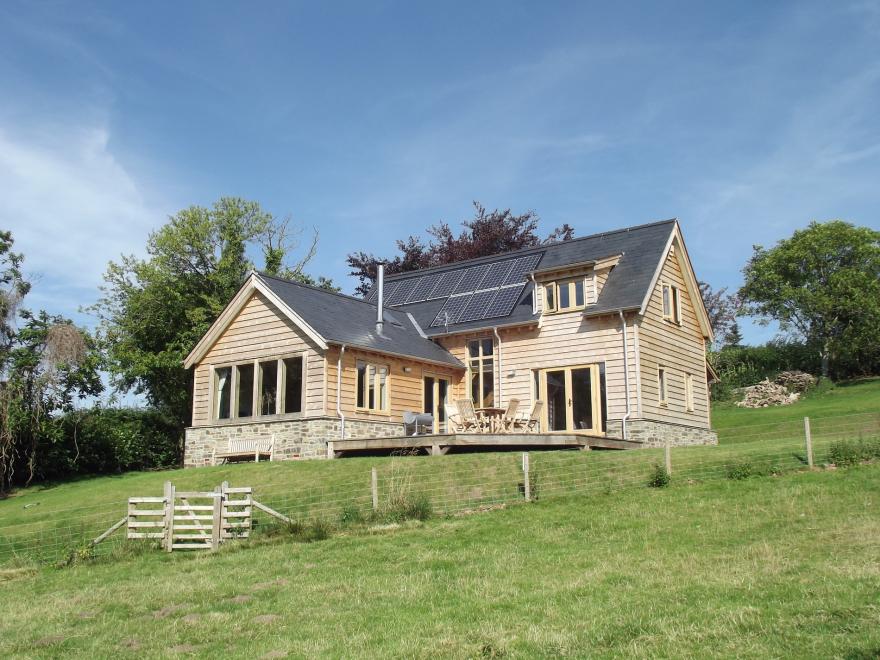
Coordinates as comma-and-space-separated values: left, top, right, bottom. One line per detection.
226, 594, 253, 605
181, 613, 201, 624
260, 651, 288, 659
119, 637, 141, 651
33, 634, 66, 647
251, 578, 288, 591
153, 603, 189, 619
253, 614, 281, 624
76, 610, 98, 619
168, 643, 201, 654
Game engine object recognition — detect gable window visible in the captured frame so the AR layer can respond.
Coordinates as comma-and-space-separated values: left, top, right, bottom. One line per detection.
468, 338, 495, 407
543, 277, 586, 313
213, 354, 305, 421
658, 367, 668, 406
357, 360, 389, 412
685, 372, 694, 412
662, 283, 682, 324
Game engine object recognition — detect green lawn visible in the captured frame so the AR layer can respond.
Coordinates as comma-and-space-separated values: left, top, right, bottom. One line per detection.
1, 465, 878, 658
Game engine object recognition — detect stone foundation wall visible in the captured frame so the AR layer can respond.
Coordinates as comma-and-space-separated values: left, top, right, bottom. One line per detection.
184, 417, 404, 467
624, 419, 718, 447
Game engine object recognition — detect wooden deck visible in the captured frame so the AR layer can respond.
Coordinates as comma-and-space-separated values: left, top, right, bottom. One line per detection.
329, 432, 642, 456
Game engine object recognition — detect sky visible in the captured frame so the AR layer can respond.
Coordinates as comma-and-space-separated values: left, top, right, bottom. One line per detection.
1, 0, 879, 346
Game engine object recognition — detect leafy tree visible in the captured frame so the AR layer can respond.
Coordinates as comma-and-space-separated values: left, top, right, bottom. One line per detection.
347, 202, 575, 296
91, 197, 334, 441
698, 281, 740, 346
739, 220, 880, 378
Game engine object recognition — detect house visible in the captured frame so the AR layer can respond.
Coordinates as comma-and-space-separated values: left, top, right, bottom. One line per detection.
183, 219, 717, 467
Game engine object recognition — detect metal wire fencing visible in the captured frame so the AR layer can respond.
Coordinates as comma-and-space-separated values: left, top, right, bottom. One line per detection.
0, 411, 877, 567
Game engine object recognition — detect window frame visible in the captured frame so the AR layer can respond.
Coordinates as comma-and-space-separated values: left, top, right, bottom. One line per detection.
685, 372, 694, 412
210, 351, 307, 422
661, 282, 682, 325
355, 359, 391, 413
658, 366, 668, 406
467, 337, 495, 408
542, 276, 587, 314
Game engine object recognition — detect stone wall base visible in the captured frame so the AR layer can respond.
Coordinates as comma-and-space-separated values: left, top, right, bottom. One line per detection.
184, 417, 404, 467
622, 419, 718, 447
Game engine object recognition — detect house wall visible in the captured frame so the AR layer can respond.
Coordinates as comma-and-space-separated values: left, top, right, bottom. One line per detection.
191, 291, 326, 427
636, 241, 712, 429
324, 345, 463, 423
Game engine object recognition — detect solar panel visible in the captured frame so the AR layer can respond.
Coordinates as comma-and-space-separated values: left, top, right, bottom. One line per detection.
453, 264, 491, 294
459, 289, 498, 324
478, 260, 514, 290
429, 269, 465, 299
370, 280, 399, 304
483, 283, 526, 319
365, 287, 378, 303
406, 273, 442, 304
385, 279, 416, 306
430, 295, 472, 327
502, 253, 542, 285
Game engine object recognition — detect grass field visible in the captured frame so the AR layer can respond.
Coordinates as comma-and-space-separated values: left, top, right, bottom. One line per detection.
1, 465, 878, 658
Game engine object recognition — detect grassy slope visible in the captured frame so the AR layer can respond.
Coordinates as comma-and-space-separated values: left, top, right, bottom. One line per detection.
1, 466, 878, 658
712, 377, 880, 431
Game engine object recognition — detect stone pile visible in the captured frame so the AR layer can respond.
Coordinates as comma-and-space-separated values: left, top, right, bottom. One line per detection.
736, 379, 800, 408
774, 370, 817, 393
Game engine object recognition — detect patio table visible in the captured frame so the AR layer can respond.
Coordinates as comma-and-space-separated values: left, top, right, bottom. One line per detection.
475, 407, 505, 433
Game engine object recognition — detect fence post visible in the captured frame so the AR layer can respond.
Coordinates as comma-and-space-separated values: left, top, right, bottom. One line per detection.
163, 480, 175, 553
371, 467, 378, 511
523, 452, 531, 502
211, 484, 222, 552
664, 441, 672, 475
804, 417, 814, 468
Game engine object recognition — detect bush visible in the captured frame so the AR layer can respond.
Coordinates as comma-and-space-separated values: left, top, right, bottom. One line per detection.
339, 505, 364, 526
725, 460, 754, 480
828, 438, 880, 467
648, 464, 671, 488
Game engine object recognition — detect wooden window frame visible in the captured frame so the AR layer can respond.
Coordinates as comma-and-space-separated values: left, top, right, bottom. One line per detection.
467, 337, 495, 408
658, 366, 668, 407
210, 352, 307, 422
542, 276, 588, 314
685, 372, 694, 412
661, 282, 682, 325
356, 360, 391, 413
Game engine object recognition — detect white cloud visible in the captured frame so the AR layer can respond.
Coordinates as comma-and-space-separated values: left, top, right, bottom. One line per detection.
0, 123, 168, 322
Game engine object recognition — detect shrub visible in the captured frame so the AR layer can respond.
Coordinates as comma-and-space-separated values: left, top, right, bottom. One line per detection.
828, 438, 880, 467
648, 464, 671, 488
725, 460, 754, 480
339, 504, 364, 526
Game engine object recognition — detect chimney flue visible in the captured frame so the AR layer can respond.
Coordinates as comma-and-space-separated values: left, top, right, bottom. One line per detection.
376, 263, 385, 333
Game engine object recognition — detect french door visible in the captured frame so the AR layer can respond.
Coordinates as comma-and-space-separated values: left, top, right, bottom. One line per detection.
423, 376, 451, 433
538, 364, 602, 434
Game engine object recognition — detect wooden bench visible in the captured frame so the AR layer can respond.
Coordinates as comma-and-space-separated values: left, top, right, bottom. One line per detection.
213, 436, 275, 465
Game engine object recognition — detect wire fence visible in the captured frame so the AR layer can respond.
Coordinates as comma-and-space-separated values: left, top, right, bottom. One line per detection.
1, 411, 877, 568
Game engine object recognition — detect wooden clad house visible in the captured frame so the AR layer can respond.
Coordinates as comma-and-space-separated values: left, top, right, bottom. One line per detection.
183, 219, 717, 467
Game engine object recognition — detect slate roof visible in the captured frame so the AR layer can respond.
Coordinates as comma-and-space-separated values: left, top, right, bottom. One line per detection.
256, 273, 463, 367
371, 219, 677, 336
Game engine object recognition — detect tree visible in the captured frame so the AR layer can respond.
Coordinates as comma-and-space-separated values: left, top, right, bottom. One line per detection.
698, 281, 740, 346
739, 220, 880, 378
90, 198, 334, 441
724, 321, 744, 348
347, 202, 575, 296
0, 233, 102, 493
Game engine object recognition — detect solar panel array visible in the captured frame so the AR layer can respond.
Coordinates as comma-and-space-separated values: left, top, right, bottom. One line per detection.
366, 250, 543, 327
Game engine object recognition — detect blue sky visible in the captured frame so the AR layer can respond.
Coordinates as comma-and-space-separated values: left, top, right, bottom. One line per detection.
2, 1, 879, 345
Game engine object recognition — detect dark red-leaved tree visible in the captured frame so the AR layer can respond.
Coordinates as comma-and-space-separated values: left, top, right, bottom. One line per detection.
347, 202, 575, 296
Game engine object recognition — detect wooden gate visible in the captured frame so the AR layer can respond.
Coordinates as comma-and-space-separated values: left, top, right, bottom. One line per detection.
126, 481, 253, 552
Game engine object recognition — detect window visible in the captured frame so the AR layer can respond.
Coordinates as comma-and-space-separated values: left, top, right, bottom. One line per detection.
213, 354, 305, 421
658, 367, 668, 406
543, 277, 586, 313
356, 360, 389, 412
685, 372, 694, 412
468, 338, 495, 407
662, 283, 682, 324
235, 364, 254, 418
214, 367, 232, 419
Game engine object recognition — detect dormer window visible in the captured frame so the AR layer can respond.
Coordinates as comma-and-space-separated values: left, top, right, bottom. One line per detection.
543, 277, 586, 313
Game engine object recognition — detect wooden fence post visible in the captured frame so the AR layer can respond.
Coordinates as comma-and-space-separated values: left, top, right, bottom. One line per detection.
371, 467, 378, 511
163, 480, 175, 552
664, 441, 672, 475
211, 484, 222, 551
804, 417, 814, 468
523, 452, 531, 502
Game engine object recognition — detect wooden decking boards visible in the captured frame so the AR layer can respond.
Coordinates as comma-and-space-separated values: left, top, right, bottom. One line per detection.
329, 432, 642, 456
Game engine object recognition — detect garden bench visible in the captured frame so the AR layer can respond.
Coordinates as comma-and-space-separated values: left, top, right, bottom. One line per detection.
213, 436, 275, 465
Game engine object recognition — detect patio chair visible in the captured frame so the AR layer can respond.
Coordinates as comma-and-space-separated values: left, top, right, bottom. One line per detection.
498, 398, 520, 432
444, 402, 462, 433
514, 401, 543, 433
456, 399, 487, 433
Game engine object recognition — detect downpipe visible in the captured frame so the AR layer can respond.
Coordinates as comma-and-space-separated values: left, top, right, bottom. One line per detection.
619, 310, 631, 440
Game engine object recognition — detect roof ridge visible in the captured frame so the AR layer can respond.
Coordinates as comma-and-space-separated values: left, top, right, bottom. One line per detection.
382, 218, 678, 281
256, 271, 380, 307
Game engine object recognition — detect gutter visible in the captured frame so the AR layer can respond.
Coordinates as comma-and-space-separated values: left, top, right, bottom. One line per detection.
619, 310, 631, 440
336, 344, 347, 450
493, 326, 502, 405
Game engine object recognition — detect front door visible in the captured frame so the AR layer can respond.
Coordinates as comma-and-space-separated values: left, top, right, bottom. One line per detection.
423, 376, 451, 433
539, 365, 602, 434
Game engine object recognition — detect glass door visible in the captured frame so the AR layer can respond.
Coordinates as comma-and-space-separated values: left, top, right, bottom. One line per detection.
424, 376, 451, 433
539, 365, 602, 434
